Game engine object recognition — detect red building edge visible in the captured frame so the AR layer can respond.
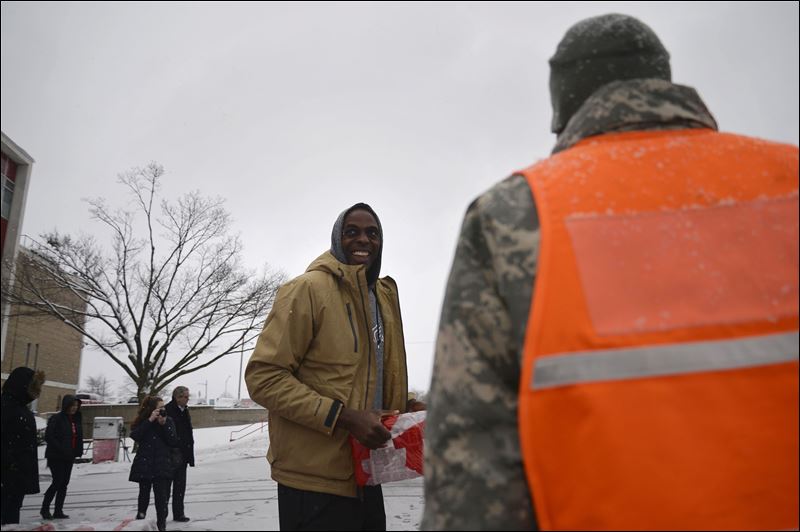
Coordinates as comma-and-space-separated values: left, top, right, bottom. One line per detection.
1, 131, 35, 365
1, 152, 20, 257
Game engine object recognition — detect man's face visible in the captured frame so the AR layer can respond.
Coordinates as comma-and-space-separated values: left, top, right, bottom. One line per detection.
67, 403, 79, 415
341, 209, 381, 269
176, 390, 190, 408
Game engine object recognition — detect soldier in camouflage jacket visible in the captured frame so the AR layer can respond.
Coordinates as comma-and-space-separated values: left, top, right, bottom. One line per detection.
422, 14, 718, 530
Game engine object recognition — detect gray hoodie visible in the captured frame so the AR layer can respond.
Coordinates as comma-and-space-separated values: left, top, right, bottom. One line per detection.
330, 203, 386, 409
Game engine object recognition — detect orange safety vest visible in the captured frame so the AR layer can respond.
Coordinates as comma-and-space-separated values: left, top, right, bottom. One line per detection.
518, 129, 799, 531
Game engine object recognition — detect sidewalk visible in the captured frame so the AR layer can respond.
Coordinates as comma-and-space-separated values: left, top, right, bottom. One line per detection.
3, 425, 424, 531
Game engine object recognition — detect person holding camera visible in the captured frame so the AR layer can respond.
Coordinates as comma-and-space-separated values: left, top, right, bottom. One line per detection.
129, 396, 179, 532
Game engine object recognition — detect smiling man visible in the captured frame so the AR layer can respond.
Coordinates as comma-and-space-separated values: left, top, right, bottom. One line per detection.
246, 202, 422, 531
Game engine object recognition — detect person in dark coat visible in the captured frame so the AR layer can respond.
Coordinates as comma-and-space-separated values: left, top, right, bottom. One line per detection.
129, 395, 179, 532
1, 366, 45, 525
40, 395, 84, 520
164, 386, 194, 523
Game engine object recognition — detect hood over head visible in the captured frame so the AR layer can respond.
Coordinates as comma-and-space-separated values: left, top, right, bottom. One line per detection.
330, 202, 384, 286
2, 366, 45, 404
60, 394, 81, 414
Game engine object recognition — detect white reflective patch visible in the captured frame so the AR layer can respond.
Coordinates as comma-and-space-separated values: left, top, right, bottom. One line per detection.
565, 197, 799, 335
531, 331, 799, 390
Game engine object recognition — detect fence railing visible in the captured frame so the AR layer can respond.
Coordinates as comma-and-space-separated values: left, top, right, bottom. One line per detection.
229, 421, 268, 442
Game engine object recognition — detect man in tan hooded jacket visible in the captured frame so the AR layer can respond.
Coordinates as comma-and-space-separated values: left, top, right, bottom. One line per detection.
246, 203, 422, 531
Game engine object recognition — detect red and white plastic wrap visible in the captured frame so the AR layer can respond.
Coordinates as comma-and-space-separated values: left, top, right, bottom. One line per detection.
350, 411, 426, 486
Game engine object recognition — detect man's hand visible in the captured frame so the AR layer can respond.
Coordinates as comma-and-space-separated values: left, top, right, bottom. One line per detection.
337, 407, 398, 450
407, 399, 426, 412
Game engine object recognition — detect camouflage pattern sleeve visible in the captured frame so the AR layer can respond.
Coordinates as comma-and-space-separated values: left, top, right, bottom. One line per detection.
422, 174, 540, 530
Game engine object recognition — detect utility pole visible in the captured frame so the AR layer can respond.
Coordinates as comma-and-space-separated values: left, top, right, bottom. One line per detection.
238, 343, 244, 400
198, 380, 208, 404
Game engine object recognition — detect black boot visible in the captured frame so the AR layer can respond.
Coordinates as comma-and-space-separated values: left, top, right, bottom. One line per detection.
157, 520, 167, 531
136, 512, 146, 519
54, 491, 68, 519
41, 487, 55, 520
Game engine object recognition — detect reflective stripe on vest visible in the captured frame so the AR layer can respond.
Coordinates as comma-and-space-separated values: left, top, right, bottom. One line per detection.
532, 331, 799, 390
518, 129, 799, 531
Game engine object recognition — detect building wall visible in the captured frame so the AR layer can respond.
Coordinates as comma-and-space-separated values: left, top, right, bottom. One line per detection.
1, 249, 86, 413
1, 312, 84, 412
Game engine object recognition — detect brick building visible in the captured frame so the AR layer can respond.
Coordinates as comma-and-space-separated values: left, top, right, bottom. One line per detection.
1, 245, 87, 413
1, 132, 86, 413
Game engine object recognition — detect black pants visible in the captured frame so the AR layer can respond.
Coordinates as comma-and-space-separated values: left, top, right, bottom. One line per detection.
0, 489, 25, 525
138, 478, 171, 525
277, 484, 385, 531
42, 459, 74, 513
169, 462, 187, 518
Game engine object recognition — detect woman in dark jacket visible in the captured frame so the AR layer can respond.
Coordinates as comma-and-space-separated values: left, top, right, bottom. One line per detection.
40, 395, 84, 520
129, 396, 179, 532
1, 366, 45, 525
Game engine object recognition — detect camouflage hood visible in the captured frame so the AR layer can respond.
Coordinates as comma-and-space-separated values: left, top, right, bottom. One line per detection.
553, 78, 718, 154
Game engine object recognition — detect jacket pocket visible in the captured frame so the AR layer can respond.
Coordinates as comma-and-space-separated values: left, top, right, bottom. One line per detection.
345, 303, 358, 352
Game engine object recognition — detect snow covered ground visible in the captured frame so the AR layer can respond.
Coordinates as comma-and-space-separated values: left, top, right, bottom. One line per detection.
4, 423, 424, 531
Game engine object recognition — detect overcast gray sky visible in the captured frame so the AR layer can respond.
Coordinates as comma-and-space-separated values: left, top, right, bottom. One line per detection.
2, 1, 798, 401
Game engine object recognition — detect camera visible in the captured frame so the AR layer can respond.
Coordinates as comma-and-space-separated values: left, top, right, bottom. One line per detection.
158, 408, 167, 417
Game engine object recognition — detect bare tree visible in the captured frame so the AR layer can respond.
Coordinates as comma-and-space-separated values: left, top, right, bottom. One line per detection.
118, 377, 139, 402
409, 388, 428, 403
119, 375, 170, 403
3, 163, 284, 401
84, 374, 113, 401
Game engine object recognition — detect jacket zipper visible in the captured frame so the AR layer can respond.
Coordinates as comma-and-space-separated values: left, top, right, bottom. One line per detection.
357, 274, 372, 411
345, 303, 358, 353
